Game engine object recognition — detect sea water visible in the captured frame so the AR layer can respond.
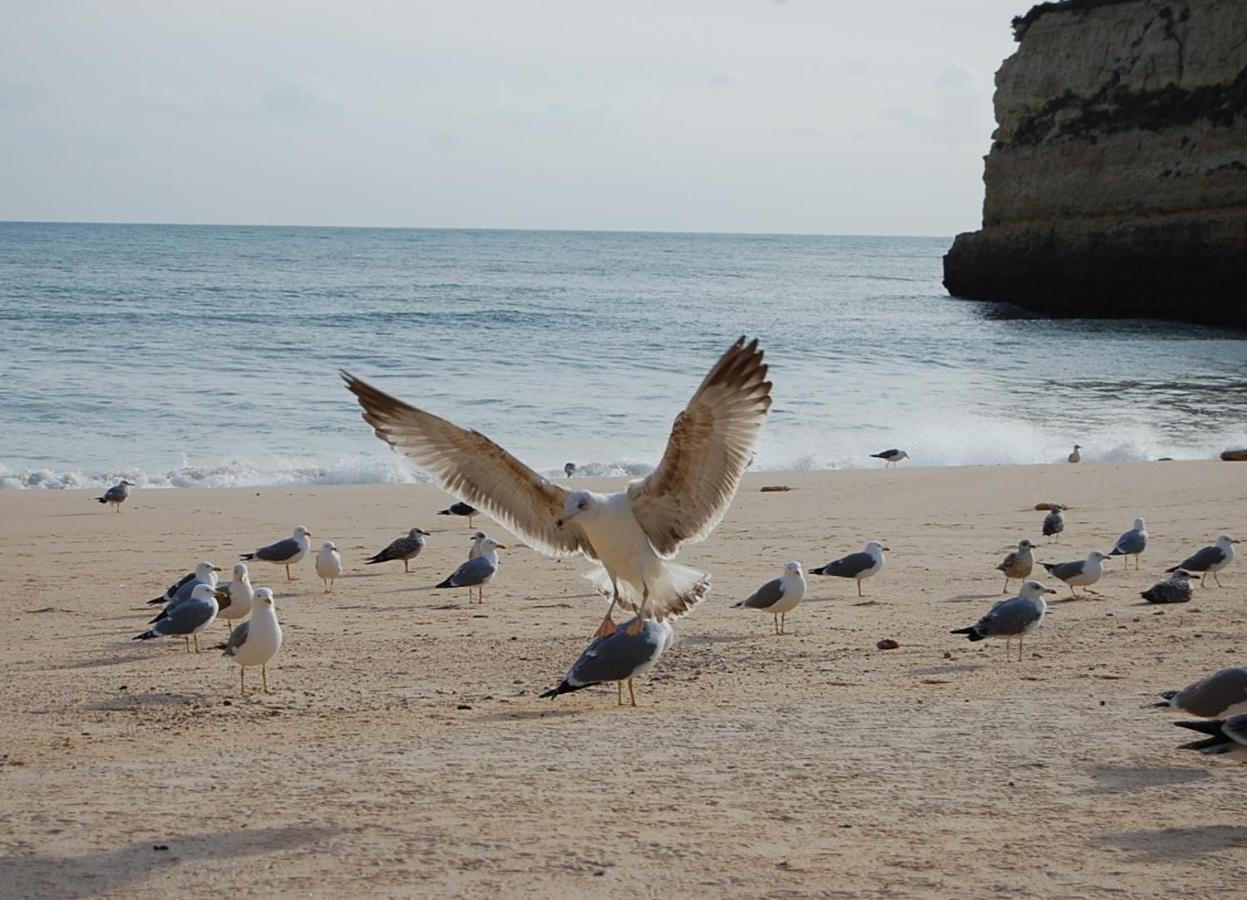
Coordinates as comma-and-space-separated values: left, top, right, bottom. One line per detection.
1, 222, 1244, 490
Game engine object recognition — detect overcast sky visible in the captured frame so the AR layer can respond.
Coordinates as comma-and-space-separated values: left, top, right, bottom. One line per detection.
0, 1, 1019, 236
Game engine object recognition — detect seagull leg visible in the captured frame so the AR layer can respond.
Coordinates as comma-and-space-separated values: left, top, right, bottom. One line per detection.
183, 636, 191, 653
1214, 572, 1224, 589
239, 667, 246, 696
594, 579, 621, 639
1019, 635, 1024, 661
262, 665, 271, 693
1002, 577, 1009, 594
627, 584, 649, 636
627, 678, 637, 707
1004, 639, 1011, 662
403, 560, 410, 574
285, 564, 292, 582
617, 681, 624, 706
857, 580, 863, 598
193, 633, 200, 654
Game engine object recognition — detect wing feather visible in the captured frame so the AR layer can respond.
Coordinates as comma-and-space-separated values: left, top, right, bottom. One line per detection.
342, 372, 593, 559
627, 337, 772, 557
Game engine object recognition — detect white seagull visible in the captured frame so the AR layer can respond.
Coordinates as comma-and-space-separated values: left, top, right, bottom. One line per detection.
343, 336, 772, 636
869, 449, 908, 468
214, 563, 255, 630
134, 583, 219, 653
315, 541, 342, 592
1167, 533, 1237, 588
810, 540, 888, 596
96, 479, 135, 512
468, 530, 490, 560
733, 561, 806, 634
950, 580, 1056, 662
241, 525, 313, 582
220, 587, 283, 695
1041, 549, 1109, 598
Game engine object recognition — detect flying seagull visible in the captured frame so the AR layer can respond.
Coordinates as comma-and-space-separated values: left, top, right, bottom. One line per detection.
870, 449, 908, 468
315, 541, 342, 592
134, 583, 218, 652
1068, 444, 1082, 463
996, 538, 1036, 594
219, 587, 283, 695
96, 480, 135, 512
810, 540, 888, 596
1157, 667, 1247, 719
1174, 716, 1247, 763
541, 617, 674, 707
1041, 550, 1109, 598
435, 537, 505, 602
438, 501, 478, 528
1042, 505, 1065, 538
1141, 569, 1194, 604
365, 527, 430, 573
1167, 533, 1237, 588
1109, 516, 1148, 568
733, 561, 806, 635
241, 525, 313, 582
950, 580, 1056, 662
343, 336, 772, 636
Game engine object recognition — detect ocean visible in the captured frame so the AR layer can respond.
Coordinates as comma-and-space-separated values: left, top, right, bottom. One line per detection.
1, 221, 1244, 490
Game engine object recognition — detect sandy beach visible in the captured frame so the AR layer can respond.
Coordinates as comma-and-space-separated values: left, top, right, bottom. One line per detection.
1, 461, 1245, 897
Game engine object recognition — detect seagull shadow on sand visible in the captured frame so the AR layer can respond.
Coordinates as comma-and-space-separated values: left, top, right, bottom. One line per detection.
1084, 763, 1211, 795
0, 824, 340, 899
943, 592, 1007, 603
1088, 824, 1247, 862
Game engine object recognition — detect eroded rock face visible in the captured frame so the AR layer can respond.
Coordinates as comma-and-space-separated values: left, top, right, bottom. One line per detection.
944, 0, 1247, 327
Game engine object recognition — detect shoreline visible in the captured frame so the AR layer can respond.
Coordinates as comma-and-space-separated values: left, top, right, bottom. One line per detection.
2, 460, 1244, 896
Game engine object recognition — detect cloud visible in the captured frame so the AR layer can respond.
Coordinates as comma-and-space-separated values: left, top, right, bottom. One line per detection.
0, 78, 55, 110
709, 65, 750, 90
259, 78, 342, 118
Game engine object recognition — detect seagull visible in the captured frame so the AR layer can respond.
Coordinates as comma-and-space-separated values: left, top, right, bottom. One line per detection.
1068, 444, 1082, 463
365, 527, 430, 573
343, 336, 772, 636
96, 480, 135, 512
1167, 533, 1237, 587
1041, 550, 1109, 597
315, 541, 342, 592
148, 561, 222, 606
564, 462, 577, 478
434, 537, 505, 603
810, 541, 888, 597
241, 525, 313, 582
996, 538, 1036, 593
1110, 517, 1148, 568
134, 583, 218, 652
1157, 667, 1247, 718
438, 501, 478, 528
870, 449, 908, 468
1141, 569, 1195, 604
220, 587, 283, 695
468, 530, 489, 560
950, 580, 1056, 661
214, 563, 254, 630
1042, 505, 1066, 537
733, 561, 806, 635
541, 617, 674, 707
1174, 716, 1247, 762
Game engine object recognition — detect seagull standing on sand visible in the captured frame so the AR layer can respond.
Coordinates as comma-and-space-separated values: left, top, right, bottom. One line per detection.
810, 541, 888, 597
343, 336, 772, 637
564, 462, 577, 478
1141, 569, 1195, 604
996, 538, 1036, 593
1042, 505, 1066, 537
468, 530, 489, 560
241, 525, 313, 582
1167, 533, 1237, 587
149, 561, 222, 606
1174, 717, 1247, 762
220, 587, 283, 695
96, 480, 135, 512
134, 583, 219, 652
950, 580, 1056, 661
870, 449, 908, 468
435, 537, 505, 603
733, 561, 806, 635
541, 618, 674, 707
438, 501, 478, 528
315, 541, 342, 592
365, 527, 430, 573
1041, 549, 1109, 597
1068, 444, 1082, 463
1110, 517, 1148, 568
214, 563, 254, 630
1157, 667, 1247, 719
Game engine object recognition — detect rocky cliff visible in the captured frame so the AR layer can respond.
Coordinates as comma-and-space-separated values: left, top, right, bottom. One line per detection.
943, 0, 1247, 327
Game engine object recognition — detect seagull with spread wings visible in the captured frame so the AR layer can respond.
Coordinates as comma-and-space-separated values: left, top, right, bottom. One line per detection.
343, 336, 772, 635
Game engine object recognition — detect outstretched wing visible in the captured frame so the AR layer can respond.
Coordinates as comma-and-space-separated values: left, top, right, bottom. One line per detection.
342, 372, 593, 559
627, 337, 772, 558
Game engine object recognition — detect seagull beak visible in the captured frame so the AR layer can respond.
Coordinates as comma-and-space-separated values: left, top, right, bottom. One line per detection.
495, 543, 508, 550
212, 566, 223, 572
1044, 587, 1057, 594
882, 546, 892, 552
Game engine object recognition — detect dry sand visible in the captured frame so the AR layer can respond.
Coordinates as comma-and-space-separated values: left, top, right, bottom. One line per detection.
1, 461, 1245, 897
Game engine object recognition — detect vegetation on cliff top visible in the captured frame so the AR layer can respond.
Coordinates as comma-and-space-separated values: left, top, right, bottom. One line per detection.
1013, 0, 1147, 41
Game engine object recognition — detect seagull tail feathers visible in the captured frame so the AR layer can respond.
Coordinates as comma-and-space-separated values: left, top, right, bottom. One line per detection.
539, 680, 583, 700
434, 575, 456, 589
950, 626, 985, 641
133, 630, 157, 641
148, 609, 168, 625
147, 595, 167, 605
582, 563, 710, 621
809, 564, 827, 576
240, 553, 256, 561
96, 496, 108, 504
